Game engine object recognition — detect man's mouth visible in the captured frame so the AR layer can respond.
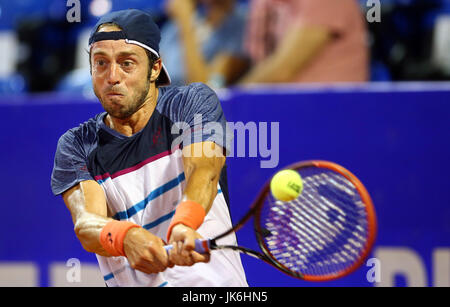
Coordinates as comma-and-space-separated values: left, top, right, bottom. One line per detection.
106, 92, 124, 97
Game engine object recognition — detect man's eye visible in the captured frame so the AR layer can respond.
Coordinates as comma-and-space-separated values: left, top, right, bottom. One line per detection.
122, 61, 133, 67
96, 60, 105, 66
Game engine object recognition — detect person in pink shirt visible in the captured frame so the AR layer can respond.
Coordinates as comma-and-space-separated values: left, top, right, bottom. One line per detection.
240, 0, 369, 84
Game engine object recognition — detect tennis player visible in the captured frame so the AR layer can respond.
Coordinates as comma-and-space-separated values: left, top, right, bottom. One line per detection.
51, 9, 247, 287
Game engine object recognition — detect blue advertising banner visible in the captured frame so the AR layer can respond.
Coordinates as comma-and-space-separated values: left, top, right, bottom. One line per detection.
0, 83, 449, 287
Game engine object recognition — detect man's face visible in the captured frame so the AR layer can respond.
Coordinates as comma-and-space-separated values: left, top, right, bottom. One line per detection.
90, 26, 154, 119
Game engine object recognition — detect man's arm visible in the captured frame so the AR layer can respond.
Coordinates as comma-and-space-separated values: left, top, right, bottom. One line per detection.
62, 180, 110, 256
239, 24, 331, 84
62, 180, 171, 274
167, 141, 225, 264
181, 141, 225, 213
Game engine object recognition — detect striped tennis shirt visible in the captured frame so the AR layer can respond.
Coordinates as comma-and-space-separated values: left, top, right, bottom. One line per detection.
51, 83, 248, 287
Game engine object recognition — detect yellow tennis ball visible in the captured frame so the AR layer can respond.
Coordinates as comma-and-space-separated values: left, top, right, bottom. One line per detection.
270, 169, 303, 202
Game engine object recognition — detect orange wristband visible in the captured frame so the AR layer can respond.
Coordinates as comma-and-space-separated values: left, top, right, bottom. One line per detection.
100, 220, 141, 257
167, 200, 206, 241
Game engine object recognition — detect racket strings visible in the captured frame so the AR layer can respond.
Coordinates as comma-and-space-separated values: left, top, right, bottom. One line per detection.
291, 199, 358, 261
261, 169, 369, 277
267, 202, 349, 274
299, 185, 368, 250
297, 187, 360, 242
297, 180, 366, 274
300, 172, 368, 272
266, 203, 359, 276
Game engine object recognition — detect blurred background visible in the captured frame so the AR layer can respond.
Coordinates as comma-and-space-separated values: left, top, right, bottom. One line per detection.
0, 0, 449, 287
1, 0, 450, 94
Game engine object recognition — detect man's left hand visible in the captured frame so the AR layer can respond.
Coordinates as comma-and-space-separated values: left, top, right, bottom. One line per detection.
168, 224, 210, 266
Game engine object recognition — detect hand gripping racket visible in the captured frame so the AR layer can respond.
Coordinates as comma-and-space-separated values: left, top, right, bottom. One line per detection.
165, 160, 377, 281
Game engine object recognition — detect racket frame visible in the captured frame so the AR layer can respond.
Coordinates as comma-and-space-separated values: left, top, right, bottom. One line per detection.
253, 160, 377, 281
201, 160, 377, 282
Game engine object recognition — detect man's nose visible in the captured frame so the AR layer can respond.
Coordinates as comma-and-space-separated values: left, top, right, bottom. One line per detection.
107, 62, 121, 85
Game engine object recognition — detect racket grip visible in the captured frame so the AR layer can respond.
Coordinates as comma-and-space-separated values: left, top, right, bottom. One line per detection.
164, 239, 211, 255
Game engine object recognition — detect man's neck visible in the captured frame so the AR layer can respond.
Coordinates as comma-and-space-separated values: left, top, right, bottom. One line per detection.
105, 87, 159, 137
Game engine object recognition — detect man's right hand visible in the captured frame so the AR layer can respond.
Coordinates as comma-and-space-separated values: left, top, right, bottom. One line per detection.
123, 227, 174, 274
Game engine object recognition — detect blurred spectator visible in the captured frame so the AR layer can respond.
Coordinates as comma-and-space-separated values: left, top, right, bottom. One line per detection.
159, 0, 250, 88
433, 15, 450, 78
16, 18, 78, 92
239, 0, 369, 84
14, 0, 90, 92
366, 0, 450, 81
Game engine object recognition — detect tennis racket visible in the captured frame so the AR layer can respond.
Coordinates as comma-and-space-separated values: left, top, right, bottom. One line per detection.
165, 160, 377, 281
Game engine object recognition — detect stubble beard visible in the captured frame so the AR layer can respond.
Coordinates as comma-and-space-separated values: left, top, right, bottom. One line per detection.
96, 79, 151, 120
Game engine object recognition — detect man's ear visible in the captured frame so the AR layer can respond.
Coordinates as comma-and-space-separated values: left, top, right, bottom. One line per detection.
150, 58, 162, 83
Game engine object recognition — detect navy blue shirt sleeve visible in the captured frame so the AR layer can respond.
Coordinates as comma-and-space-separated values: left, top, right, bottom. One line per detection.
51, 130, 94, 196
178, 83, 231, 153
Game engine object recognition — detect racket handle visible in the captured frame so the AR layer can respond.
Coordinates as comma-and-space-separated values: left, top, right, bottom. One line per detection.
164, 239, 211, 254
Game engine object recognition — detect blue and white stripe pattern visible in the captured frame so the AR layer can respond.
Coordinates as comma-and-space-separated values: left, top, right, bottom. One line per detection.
95, 148, 242, 287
